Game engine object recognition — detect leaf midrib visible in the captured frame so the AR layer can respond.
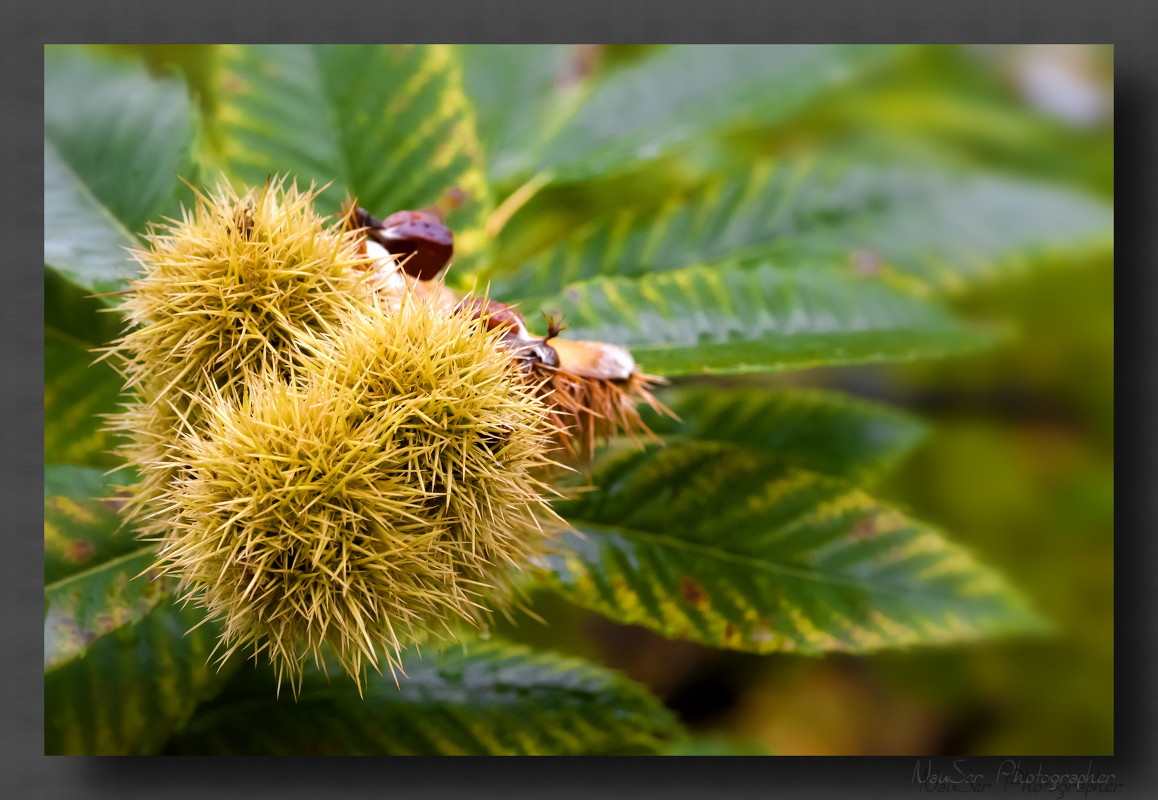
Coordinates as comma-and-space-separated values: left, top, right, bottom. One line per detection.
562, 520, 955, 604
44, 544, 158, 596
306, 45, 354, 200
44, 138, 141, 262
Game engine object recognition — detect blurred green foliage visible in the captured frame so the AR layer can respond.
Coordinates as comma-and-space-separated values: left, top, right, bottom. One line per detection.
484, 44, 1113, 756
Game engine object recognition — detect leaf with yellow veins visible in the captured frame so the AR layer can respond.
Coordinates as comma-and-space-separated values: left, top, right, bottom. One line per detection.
537, 441, 1046, 654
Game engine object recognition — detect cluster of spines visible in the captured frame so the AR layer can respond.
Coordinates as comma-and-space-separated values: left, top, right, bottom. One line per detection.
104, 180, 560, 692
161, 298, 559, 690
531, 366, 667, 460
103, 179, 373, 539
103, 177, 670, 692
453, 298, 669, 460
342, 208, 671, 461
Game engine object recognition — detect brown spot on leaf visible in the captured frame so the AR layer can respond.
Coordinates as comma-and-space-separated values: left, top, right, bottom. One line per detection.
679, 577, 709, 609
556, 45, 604, 88
724, 623, 738, 640
432, 186, 469, 218
446, 186, 467, 205
64, 539, 95, 563
851, 250, 883, 276
852, 517, 877, 540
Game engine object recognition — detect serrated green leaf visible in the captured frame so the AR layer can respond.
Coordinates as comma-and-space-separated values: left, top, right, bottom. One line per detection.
45, 601, 229, 755
44, 462, 230, 755
770, 169, 1113, 295
168, 641, 684, 755
45, 47, 196, 233
461, 45, 590, 184
44, 463, 163, 672
44, 267, 125, 342
210, 44, 492, 271
44, 143, 140, 295
647, 387, 928, 482
540, 442, 1044, 655
44, 46, 196, 294
532, 262, 996, 376
44, 466, 138, 584
97, 45, 220, 121
535, 45, 899, 184
44, 548, 169, 672
491, 161, 1113, 300
45, 328, 123, 468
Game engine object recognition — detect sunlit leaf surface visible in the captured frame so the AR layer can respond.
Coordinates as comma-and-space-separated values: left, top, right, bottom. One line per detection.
44, 47, 195, 294
210, 44, 492, 271
530, 262, 997, 375
540, 442, 1044, 653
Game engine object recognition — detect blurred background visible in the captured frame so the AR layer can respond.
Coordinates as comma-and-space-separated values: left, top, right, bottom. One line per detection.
91, 44, 1113, 755
480, 44, 1114, 756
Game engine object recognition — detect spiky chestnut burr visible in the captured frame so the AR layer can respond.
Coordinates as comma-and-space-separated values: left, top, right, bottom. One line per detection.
345, 208, 671, 457
157, 295, 561, 692
104, 179, 374, 537
455, 298, 668, 459
531, 358, 667, 460
343, 204, 459, 312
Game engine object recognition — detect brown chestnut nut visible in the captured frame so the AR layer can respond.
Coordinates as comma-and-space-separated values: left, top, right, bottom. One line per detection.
456, 297, 526, 334
369, 210, 454, 281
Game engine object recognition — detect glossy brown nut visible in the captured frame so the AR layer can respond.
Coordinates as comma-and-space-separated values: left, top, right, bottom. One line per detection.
379, 210, 441, 229
457, 297, 526, 334
371, 211, 455, 281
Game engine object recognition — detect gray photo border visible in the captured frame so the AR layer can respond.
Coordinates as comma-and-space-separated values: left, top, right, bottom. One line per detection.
6, 0, 1151, 797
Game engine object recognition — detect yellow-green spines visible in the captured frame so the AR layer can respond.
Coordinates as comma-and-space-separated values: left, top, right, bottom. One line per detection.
158, 297, 559, 691
105, 179, 561, 691
105, 179, 372, 533
110, 178, 371, 407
